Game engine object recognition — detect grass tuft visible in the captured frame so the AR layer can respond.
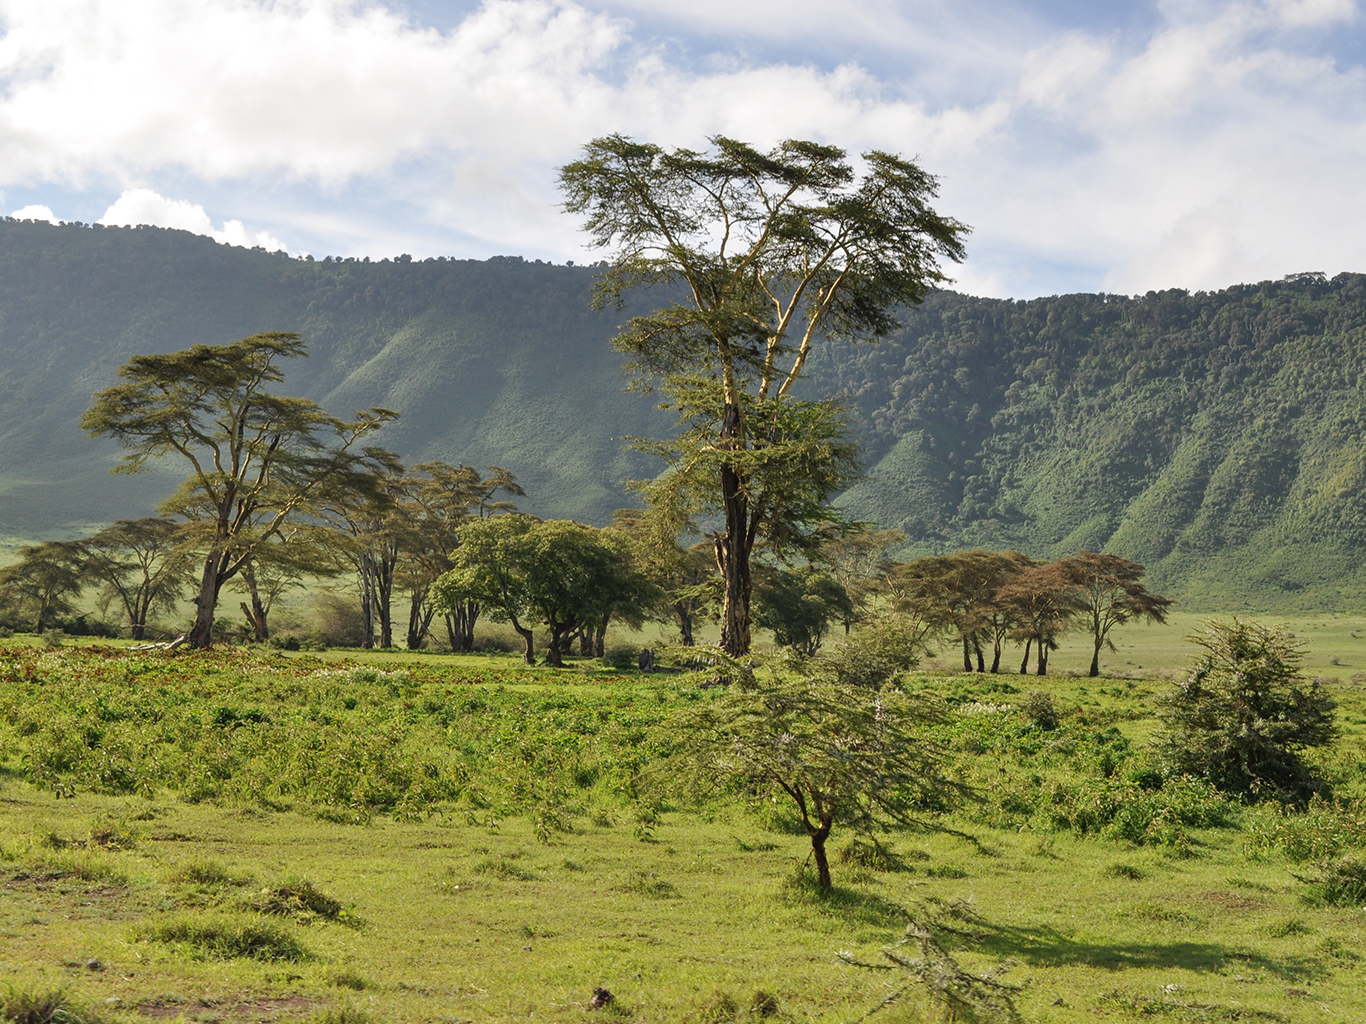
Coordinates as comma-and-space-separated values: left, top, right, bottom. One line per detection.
135, 915, 309, 961
0, 985, 100, 1024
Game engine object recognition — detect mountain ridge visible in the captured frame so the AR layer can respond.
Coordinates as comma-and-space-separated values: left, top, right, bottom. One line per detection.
2, 219, 1364, 610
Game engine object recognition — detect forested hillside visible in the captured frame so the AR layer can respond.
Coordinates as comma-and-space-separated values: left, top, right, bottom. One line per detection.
3, 219, 1365, 609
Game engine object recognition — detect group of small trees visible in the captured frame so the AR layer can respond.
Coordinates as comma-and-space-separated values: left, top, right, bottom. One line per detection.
889, 548, 1172, 677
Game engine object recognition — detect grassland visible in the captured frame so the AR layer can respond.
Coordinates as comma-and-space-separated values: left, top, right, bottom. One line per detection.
1, 632, 1365, 1024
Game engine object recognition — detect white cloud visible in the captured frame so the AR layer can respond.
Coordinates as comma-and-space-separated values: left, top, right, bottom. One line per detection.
96, 188, 287, 251
9, 202, 57, 222
0, 0, 1363, 294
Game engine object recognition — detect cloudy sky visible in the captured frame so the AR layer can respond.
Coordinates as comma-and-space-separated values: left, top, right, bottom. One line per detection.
1, 0, 1363, 297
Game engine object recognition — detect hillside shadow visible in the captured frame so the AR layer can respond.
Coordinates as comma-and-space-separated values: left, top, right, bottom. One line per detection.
975, 920, 1327, 982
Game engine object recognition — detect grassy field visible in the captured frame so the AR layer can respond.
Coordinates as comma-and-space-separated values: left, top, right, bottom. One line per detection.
1, 636, 1365, 1024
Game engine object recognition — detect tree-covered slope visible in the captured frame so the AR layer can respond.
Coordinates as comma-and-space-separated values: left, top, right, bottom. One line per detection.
819, 274, 1366, 609
0, 220, 670, 536
3, 220, 1366, 609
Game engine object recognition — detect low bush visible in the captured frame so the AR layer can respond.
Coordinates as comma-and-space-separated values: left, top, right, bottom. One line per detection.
0, 985, 101, 1024
136, 915, 309, 961
1295, 857, 1366, 907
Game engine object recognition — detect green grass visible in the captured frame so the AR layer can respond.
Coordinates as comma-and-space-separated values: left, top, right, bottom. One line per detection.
1, 641, 1364, 1022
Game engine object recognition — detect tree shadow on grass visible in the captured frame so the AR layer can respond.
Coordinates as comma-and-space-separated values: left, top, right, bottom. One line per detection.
975, 920, 1327, 982
781, 871, 910, 929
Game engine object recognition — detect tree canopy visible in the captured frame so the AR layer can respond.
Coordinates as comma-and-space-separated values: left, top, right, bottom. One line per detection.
82, 332, 396, 648
560, 134, 968, 655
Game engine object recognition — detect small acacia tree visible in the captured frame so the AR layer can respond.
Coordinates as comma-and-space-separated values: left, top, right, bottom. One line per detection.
560, 135, 967, 656
83, 518, 193, 640
754, 566, 852, 657
0, 541, 86, 632
1158, 619, 1337, 803
432, 516, 657, 666
664, 680, 959, 888
1061, 550, 1173, 677
82, 333, 395, 648
994, 560, 1084, 675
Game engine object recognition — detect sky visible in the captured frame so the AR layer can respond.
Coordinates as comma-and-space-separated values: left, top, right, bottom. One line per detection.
1, 0, 1365, 298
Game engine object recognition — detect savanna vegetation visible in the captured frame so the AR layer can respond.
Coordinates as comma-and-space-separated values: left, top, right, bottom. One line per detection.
0, 630, 1364, 1023
3, 134, 1366, 1024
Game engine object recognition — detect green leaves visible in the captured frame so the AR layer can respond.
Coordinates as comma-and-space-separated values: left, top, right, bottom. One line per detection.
1158, 618, 1338, 803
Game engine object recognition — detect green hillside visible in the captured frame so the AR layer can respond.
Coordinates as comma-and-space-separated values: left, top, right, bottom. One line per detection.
820, 275, 1366, 610
0, 220, 670, 536
3, 220, 1366, 609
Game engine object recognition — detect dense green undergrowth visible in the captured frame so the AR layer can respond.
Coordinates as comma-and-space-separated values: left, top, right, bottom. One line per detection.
3, 644, 1366, 1022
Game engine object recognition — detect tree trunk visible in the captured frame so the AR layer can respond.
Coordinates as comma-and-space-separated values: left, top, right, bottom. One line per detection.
1089, 637, 1102, 677
359, 551, 375, 649
545, 627, 567, 667
716, 402, 752, 657
990, 636, 1002, 673
962, 635, 973, 673
1019, 637, 1032, 674
188, 555, 222, 649
578, 625, 593, 657
129, 595, 148, 642
675, 604, 695, 646
241, 562, 269, 641
811, 823, 833, 889
511, 617, 535, 665
974, 638, 986, 673
376, 552, 396, 648
594, 613, 610, 658
1037, 642, 1049, 675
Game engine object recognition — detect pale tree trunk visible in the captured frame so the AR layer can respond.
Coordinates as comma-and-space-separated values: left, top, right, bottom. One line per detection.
240, 561, 269, 642
510, 617, 535, 665
189, 555, 221, 649
716, 403, 752, 657
358, 551, 376, 649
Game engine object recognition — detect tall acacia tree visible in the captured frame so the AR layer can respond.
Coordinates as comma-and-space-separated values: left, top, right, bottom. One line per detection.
83, 333, 395, 649
560, 136, 967, 655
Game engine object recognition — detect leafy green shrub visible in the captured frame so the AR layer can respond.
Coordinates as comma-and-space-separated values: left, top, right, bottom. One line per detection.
1019, 691, 1059, 730
817, 616, 931, 689
1295, 857, 1366, 907
248, 879, 348, 923
601, 645, 639, 670
1157, 619, 1337, 804
1244, 797, 1366, 862
0, 985, 100, 1023
136, 915, 309, 961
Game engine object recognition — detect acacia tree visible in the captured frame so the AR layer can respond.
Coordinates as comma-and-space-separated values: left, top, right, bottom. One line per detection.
82, 333, 395, 649
754, 566, 852, 657
433, 516, 656, 665
0, 541, 86, 632
889, 551, 1026, 672
83, 518, 193, 640
611, 508, 716, 647
663, 681, 959, 888
402, 463, 523, 651
1061, 551, 1173, 677
816, 529, 905, 635
994, 560, 1084, 675
560, 135, 967, 656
